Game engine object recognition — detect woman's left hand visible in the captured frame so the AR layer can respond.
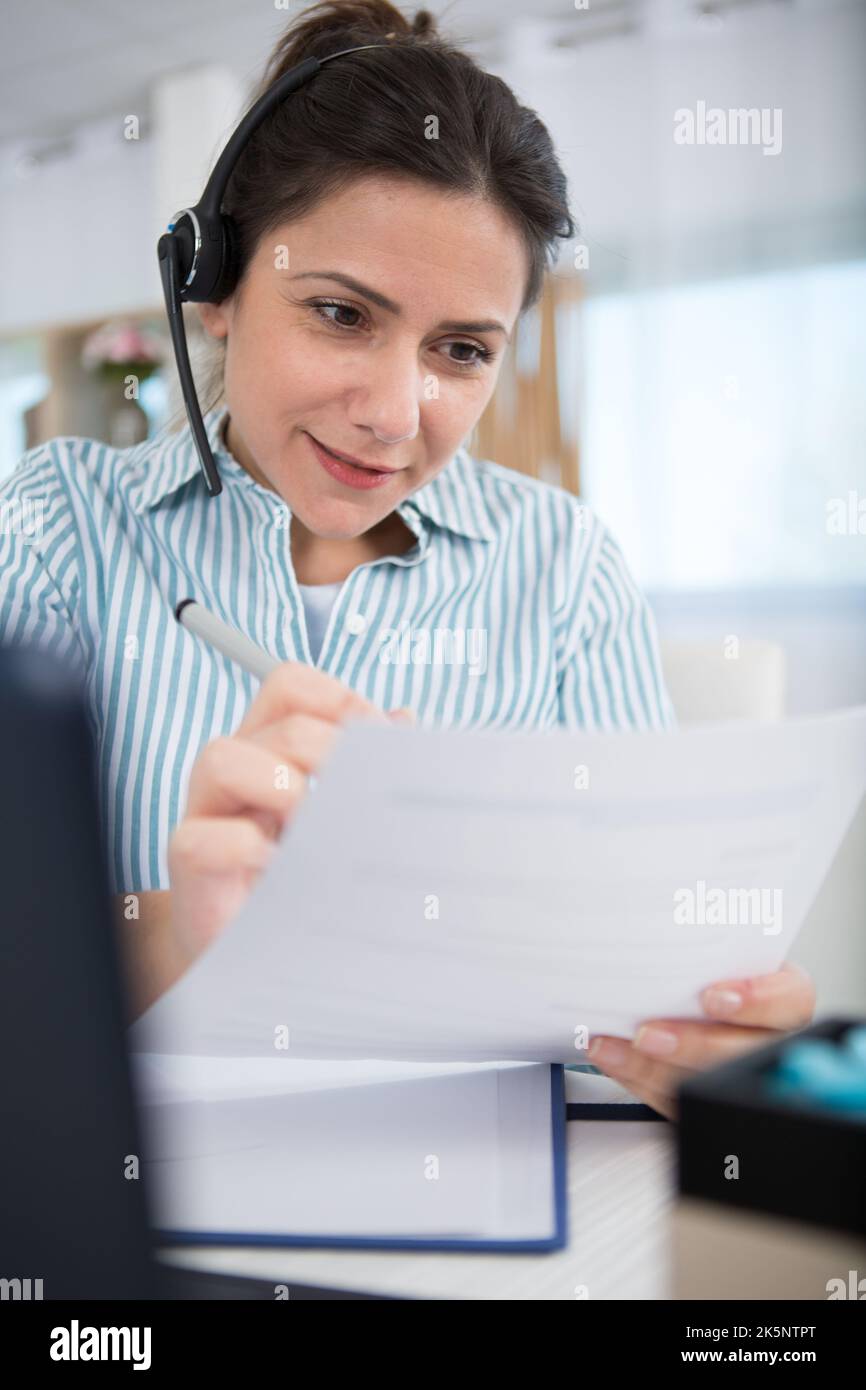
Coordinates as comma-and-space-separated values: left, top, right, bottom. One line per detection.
586, 961, 817, 1120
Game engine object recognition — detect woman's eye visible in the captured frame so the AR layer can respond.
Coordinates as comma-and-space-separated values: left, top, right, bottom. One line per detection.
311, 299, 364, 330
308, 300, 495, 371
444, 341, 496, 370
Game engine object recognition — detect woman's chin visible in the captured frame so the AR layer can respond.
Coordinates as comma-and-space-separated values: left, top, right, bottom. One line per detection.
293, 496, 387, 541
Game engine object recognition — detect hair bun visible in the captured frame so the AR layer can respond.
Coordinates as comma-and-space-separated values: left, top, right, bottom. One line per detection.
254, 2, 441, 106
410, 10, 437, 39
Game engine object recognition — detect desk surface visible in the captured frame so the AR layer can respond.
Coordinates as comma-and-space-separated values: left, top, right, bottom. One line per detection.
158, 1074, 676, 1301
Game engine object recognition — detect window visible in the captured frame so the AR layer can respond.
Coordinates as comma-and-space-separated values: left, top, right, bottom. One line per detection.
0, 337, 48, 484
580, 260, 866, 590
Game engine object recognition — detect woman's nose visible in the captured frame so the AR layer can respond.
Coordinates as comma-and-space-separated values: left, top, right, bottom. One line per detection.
352, 343, 424, 445
372, 425, 415, 444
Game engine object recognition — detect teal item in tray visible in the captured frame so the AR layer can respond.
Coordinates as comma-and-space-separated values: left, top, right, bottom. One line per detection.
767, 1024, 866, 1116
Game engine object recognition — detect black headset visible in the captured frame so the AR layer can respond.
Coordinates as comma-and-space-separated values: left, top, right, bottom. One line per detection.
157, 43, 388, 499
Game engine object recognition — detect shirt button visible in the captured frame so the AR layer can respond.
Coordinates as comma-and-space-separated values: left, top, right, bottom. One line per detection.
346, 612, 367, 636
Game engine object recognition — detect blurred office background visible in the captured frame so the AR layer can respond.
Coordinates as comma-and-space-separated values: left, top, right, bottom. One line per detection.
1, 1, 864, 999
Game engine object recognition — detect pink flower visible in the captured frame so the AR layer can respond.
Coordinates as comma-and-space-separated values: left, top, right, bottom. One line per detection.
81, 319, 169, 372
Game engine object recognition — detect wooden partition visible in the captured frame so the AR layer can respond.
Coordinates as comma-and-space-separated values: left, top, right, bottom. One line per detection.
468, 271, 582, 496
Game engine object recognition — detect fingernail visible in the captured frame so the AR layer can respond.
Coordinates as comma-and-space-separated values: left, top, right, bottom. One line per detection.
752, 965, 808, 997
701, 987, 744, 1018
387, 706, 416, 723
634, 1025, 679, 1057
587, 1037, 630, 1069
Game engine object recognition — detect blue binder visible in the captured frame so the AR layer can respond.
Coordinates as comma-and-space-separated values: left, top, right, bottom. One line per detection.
153, 1064, 568, 1255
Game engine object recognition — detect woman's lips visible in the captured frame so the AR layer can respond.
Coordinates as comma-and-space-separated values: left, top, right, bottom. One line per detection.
306, 433, 396, 491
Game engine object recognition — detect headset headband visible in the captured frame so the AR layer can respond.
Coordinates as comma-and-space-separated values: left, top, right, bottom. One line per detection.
157, 44, 388, 497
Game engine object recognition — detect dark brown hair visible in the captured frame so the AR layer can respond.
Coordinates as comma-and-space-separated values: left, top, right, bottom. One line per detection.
195, 0, 575, 414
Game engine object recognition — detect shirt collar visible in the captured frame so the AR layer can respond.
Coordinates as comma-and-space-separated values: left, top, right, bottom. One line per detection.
129, 405, 230, 513
397, 447, 494, 542
131, 404, 494, 541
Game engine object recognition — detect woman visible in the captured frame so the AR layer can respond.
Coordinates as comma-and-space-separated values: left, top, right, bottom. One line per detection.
0, 0, 813, 1117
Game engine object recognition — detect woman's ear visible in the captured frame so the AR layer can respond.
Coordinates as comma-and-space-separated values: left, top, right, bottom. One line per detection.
197, 301, 231, 340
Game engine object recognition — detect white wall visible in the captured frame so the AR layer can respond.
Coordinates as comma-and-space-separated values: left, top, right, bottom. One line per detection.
0, 116, 156, 332
503, 2, 866, 286
0, 64, 242, 334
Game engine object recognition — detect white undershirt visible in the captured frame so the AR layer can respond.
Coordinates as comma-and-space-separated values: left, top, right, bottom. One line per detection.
297, 581, 343, 663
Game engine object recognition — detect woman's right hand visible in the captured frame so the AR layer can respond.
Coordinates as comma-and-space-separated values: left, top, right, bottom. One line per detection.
168, 662, 406, 968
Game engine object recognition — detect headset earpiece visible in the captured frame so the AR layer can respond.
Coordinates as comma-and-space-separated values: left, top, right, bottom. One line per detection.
208, 214, 241, 304
165, 206, 223, 304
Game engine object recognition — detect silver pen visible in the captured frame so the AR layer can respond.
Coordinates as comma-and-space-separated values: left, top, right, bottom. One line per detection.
174, 598, 415, 738
174, 597, 279, 681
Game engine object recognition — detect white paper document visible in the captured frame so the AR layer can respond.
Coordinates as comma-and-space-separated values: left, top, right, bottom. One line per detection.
128, 705, 866, 1064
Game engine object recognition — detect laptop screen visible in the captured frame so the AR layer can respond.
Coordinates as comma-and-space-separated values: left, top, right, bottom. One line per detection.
0, 643, 160, 1300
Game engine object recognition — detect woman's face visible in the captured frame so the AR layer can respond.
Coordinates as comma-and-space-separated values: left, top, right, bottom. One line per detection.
198, 174, 528, 540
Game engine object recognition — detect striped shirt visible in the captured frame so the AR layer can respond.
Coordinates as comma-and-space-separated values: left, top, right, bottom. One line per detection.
0, 403, 676, 893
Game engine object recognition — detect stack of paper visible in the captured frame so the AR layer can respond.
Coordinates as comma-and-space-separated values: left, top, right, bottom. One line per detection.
133, 1055, 566, 1250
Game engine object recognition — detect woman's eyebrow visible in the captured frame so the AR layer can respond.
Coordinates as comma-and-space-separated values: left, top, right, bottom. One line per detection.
288, 270, 511, 340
